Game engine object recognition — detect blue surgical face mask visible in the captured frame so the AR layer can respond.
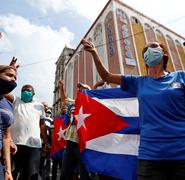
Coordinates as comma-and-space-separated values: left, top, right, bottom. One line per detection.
21, 90, 33, 103
144, 47, 163, 67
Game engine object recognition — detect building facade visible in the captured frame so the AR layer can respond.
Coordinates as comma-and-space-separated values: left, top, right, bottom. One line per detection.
55, 0, 185, 106
53, 46, 74, 115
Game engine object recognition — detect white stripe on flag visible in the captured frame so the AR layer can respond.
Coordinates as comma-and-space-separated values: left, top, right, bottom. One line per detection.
92, 97, 139, 117
86, 133, 140, 156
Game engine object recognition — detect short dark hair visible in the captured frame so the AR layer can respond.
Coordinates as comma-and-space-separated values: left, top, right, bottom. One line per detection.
160, 44, 168, 70
21, 84, 35, 93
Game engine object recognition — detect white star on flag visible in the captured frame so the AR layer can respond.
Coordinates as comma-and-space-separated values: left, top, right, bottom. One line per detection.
57, 127, 66, 140
75, 106, 91, 130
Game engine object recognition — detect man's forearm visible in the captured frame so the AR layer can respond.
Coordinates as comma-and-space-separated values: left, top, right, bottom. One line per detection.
40, 120, 48, 145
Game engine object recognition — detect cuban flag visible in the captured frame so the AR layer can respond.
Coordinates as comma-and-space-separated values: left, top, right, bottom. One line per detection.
50, 115, 68, 159
74, 88, 140, 180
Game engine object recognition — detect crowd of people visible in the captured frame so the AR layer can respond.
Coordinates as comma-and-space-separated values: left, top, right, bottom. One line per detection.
0, 39, 184, 180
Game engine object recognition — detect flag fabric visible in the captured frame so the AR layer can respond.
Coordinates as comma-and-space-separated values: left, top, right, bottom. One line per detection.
74, 88, 140, 180
50, 115, 68, 159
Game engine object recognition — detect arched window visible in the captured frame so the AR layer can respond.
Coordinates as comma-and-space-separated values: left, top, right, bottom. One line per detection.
116, 8, 128, 23
93, 23, 102, 41
155, 29, 163, 36
144, 23, 152, 30
131, 16, 141, 25
166, 35, 173, 41
175, 40, 181, 46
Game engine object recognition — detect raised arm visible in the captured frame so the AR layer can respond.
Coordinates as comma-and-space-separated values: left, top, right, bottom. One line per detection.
58, 80, 67, 103
58, 80, 68, 114
3, 57, 19, 103
81, 39, 122, 85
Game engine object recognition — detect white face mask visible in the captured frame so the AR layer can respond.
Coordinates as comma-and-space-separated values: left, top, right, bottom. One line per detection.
144, 47, 164, 67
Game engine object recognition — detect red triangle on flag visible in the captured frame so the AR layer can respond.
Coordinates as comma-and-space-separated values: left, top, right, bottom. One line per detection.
51, 117, 67, 156
74, 91, 128, 152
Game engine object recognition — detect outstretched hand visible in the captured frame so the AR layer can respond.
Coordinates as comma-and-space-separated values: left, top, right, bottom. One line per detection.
9, 57, 19, 69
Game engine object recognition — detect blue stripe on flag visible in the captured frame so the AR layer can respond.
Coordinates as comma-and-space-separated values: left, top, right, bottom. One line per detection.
82, 88, 135, 99
116, 116, 140, 134
82, 149, 137, 180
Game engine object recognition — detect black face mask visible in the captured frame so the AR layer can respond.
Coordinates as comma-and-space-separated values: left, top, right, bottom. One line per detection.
0, 78, 17, 95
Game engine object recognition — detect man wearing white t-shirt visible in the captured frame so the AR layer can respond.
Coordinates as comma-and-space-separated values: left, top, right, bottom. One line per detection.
8, 84, 48, 180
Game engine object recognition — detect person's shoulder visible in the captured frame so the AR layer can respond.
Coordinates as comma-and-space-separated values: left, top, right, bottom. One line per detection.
13, 96, 21, 104
178, 70, 185, 75
31, 100, 44, 109
31, 99, 42, 105
168, 71, 185, 82
122, 74, 142, 78
122, 74, 144, 81
0, 97, 9, 106
172, 70, 184, 73
170, 70, 185, 76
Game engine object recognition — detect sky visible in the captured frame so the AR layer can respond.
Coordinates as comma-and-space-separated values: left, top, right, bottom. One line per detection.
0, 0, 185, 106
